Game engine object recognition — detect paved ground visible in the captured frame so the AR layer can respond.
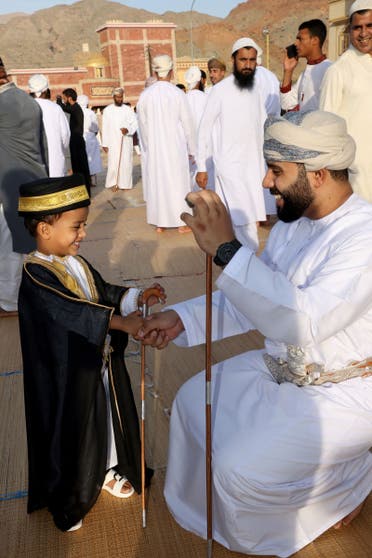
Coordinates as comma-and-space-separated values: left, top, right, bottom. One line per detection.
2, 157, 371, 557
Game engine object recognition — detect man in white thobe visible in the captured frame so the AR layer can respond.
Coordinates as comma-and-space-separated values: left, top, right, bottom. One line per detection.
77, 95, 102, 187
28, 74, 70, 178
320, 0, 372, 202
184, 66, 207, 191
196, 38, 279, 250
281, 19, 332, 112
139, 110, 372, 557
137, 54, 195, 233
101, 87, 137, 191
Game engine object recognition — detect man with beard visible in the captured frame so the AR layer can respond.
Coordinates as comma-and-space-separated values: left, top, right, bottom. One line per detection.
139, 110, 372, 556
101, 87, 137, 192
195, 38, 279, 249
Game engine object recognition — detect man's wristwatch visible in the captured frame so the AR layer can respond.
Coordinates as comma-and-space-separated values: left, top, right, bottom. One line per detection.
213, 238, 242, 267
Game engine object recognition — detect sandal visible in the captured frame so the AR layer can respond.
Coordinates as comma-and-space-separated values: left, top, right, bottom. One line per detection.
67, 520, 83, 532
102, 468, 135, 499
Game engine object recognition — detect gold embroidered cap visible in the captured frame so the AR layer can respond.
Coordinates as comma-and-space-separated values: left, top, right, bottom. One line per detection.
18, 174, 90, 217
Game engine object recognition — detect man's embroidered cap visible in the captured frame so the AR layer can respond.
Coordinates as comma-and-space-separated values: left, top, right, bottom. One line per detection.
18, 174, 90, 217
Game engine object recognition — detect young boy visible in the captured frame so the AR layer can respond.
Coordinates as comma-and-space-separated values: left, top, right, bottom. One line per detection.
17, 174, 165, 532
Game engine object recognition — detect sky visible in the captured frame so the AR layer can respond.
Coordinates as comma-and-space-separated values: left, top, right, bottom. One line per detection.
0, 0, 242, 18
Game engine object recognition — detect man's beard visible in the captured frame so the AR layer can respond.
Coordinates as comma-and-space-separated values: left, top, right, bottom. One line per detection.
271, 165, 314, 223
233, 64, 255, 90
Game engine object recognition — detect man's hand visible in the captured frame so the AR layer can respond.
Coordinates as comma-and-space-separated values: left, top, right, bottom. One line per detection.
136, 310, 184, 349
196, 171, 208, 189
282, 51, 298, 88
121, 127, 128, 135
181, 190, 235, 256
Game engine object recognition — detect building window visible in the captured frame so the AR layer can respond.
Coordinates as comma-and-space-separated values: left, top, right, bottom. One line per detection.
95, 67, 104, 78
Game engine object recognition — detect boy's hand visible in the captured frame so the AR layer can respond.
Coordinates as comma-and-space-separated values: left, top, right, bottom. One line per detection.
110, 312, 144, 336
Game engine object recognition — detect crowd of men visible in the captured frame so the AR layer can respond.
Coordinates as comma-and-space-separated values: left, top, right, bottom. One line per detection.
1, 0, 372, 554
1, 5, 370, 308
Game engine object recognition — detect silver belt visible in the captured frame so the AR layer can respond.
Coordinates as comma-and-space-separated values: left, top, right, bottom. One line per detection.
263, 345, 372, 386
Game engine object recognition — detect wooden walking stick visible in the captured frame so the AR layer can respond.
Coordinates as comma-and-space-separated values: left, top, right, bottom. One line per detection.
186, 193, 214, 556
113, 134, 124, 191
140, 286, 163, 528
205, 253, 213, 557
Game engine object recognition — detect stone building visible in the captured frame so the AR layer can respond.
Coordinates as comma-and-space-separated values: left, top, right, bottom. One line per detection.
8, 20, 178, 108
328, 0, 355, 60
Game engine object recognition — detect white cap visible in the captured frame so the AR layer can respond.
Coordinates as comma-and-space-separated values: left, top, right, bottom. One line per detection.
231, 37, 263, 58
184, 66, 202, 89
112, 87, 124, 96
77, 94, 89, 108
349, 0, 372, 16
28, 74, 49, 97
152, 54, 173, 78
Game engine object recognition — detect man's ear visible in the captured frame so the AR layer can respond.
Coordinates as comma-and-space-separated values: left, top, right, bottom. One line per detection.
312, 168, 327, 188
37, 221, 52, 239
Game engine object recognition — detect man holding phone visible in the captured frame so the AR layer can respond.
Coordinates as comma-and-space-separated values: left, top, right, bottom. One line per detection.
280, 19, 331, 112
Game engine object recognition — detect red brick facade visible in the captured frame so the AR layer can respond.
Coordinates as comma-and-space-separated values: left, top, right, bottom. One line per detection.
8, 21, 177, 108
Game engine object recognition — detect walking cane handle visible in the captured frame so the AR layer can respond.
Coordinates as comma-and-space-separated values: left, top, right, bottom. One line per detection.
142, 287, 163, 304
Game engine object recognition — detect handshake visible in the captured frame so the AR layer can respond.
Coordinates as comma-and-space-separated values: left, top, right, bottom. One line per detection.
111, 284, 183, 349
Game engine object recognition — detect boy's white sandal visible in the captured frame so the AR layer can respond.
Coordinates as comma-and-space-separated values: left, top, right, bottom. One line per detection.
67, 520, 83, 532
102, 468, 135, 499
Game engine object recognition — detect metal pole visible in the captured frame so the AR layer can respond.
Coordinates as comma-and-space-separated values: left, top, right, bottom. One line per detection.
262, 27, 270, 70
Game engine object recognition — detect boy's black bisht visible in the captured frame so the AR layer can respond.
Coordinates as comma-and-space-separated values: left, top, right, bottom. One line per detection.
18, 175, 152, 531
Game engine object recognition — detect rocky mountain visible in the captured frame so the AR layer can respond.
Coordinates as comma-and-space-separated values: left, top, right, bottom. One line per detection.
176, 0, 329, 75
0, 0, 329, 77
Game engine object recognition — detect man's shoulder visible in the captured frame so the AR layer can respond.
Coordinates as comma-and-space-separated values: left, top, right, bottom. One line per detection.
103, 103, 115, 114
207, 75, 234, 98
38, 98, 64, 113
331, 48, 355, 68
256, 66, 279, 86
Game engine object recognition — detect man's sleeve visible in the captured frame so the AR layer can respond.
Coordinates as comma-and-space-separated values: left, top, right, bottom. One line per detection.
101, 109, 109, 148
319, 63, 343, 113
178, 92, 196, 157
136, 98, 148, 151
170, 289, 255, 348
59, 108, 70, 149
126, 109, 138, 136
217, 239, 372, 348
196, 90, 220, 171
280, 75, 301, 112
